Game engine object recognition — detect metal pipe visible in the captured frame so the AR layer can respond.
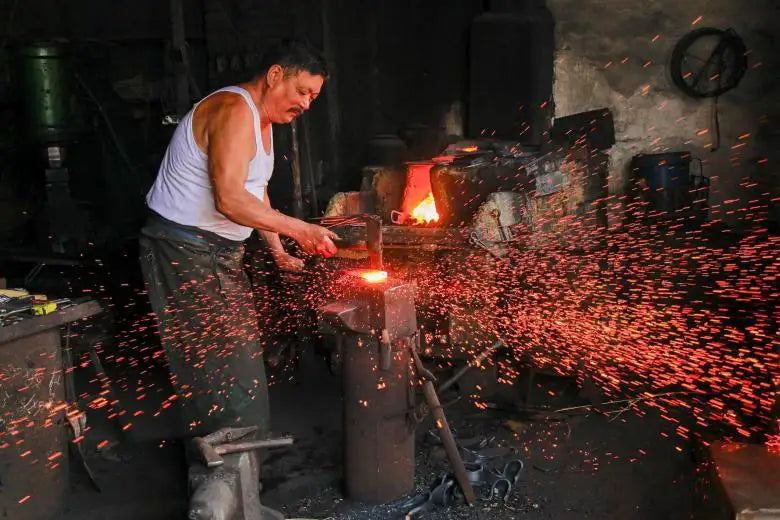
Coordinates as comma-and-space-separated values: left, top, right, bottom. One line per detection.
437, 340, 504, 394
320, 0, 342, 177
290, 120, 305, 218
169, 0, 190, 118
301, 114, 319, 215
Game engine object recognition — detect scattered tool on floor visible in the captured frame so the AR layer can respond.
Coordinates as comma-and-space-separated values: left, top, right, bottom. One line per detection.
404, 435, 524, 518
192, 426, 295, 468
0, 288, 71, 320
410, 337, 477, 505
189, 426, 293, 520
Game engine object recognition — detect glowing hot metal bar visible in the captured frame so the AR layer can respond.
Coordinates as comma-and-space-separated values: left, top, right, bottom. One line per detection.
356, 270, 388, 283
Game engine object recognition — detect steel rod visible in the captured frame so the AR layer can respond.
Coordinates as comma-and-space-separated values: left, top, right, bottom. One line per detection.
437, 340, 504, 394
214, 436, 295, 456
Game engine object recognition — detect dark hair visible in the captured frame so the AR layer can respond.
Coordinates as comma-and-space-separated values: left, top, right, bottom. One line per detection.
258, 39, 329, 79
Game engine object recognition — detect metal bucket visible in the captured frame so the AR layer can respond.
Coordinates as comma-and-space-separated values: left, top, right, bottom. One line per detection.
630, 152, 709, 214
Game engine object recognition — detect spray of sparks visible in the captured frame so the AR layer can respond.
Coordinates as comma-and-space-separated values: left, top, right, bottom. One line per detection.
1, 168, 777, 513
412, 216, 776, 446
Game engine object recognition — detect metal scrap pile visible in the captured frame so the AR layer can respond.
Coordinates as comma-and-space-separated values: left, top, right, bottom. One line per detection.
404, 432, 525, 518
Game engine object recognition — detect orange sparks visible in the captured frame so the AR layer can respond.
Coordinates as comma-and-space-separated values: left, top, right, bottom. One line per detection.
47, 451, 63, 461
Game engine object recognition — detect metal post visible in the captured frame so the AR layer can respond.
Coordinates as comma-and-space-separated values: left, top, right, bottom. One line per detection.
300, 114, 319, 215
290, 120, 305, 219
169, 0, 190, 118
320, 0, 342, 177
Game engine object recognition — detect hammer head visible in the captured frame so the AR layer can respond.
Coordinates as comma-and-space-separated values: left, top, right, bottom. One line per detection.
193, 426, 259, 468
192, 436, 223, 468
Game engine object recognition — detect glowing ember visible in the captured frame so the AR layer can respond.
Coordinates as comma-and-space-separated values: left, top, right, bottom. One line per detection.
411, 192, 439, 224
360, 270, 388, 283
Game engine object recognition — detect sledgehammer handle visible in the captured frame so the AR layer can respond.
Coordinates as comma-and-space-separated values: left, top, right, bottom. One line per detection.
214, 436, 295, 456
193, 436, 295, 468
410, 345, 476, 505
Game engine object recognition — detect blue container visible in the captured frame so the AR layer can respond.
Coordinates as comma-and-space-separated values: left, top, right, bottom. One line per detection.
631, 152, 697, 213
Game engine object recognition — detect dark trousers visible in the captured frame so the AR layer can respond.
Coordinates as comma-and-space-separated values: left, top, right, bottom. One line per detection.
139, 212, 270, 438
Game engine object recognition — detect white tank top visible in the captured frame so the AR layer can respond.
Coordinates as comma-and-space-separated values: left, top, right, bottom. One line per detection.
146, 86, 274, 241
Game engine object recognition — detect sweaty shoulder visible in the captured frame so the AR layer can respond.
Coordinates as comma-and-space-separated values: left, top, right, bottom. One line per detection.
192, 92, 255, 154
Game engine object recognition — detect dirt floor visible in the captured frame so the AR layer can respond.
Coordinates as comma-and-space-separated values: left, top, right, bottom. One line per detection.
54, 344, 731, 520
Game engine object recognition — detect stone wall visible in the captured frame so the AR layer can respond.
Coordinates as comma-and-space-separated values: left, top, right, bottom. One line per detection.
547, 0, 779, 228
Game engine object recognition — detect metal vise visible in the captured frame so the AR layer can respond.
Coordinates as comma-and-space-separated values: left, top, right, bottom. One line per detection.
318, 270, 417, 503
188, 427, 291, 520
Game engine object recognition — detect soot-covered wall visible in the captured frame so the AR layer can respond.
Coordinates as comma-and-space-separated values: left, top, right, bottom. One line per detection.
548, 0, 779, 229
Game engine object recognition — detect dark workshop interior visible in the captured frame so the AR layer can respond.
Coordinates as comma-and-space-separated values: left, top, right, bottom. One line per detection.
0, 1, 778, 519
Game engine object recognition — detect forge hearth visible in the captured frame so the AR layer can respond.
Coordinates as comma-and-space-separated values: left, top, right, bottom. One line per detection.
327, 138, 607, 253
395, 161, 439, 225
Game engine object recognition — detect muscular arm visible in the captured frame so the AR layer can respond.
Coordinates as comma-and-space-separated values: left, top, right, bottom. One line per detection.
257, 189, 283, 246
258, 188, 303, 270
207, 100, 304, 237
206, 96, 337, 257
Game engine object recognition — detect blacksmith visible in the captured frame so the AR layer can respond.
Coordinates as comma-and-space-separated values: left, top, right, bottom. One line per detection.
140, 40, 337, 437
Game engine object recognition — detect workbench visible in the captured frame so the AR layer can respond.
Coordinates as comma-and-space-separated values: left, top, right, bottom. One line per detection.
0, 300, 102, 520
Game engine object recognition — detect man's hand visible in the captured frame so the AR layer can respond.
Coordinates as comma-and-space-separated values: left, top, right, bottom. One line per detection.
274, 252, 305, 273
291, 222, 339, 257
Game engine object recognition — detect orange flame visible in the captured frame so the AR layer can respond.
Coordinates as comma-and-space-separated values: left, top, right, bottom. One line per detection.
411, 192, 439, 224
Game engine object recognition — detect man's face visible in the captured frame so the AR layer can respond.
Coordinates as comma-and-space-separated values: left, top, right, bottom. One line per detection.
264, 65, 324, 124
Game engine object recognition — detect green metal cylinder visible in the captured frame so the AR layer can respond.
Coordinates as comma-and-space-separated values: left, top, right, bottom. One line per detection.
14, 43, 73, 143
